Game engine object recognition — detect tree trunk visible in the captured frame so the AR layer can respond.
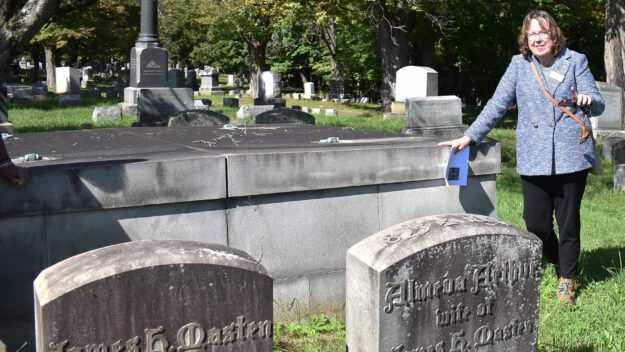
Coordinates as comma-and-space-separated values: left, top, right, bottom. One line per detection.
44, 44, 57, 89
376, 1, 410, 110
319, 18, 343, 77
247, 40, 269, 98
299, 72, 308, 85
30, 45, 42, 82
605, 0, 625, 123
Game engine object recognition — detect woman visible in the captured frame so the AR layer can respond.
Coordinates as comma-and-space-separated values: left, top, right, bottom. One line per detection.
440, 10, 604, 303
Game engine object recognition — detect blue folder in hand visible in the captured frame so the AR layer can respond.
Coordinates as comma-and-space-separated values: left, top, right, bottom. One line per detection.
445, 145, 469, 186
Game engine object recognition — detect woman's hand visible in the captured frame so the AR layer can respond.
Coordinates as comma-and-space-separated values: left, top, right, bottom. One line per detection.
0, 164, 29, 188
572, 87, 592, 107
438, 135, 473, 151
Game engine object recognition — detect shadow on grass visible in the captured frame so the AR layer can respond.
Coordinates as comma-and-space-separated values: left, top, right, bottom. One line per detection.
577, 246, 625, 289
539, 345, 595, 352
341, 101, 382, 111
9, 95, 120, 111
15, 122, 95, 133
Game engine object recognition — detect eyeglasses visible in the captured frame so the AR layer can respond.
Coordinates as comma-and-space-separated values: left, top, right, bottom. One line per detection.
527, 31, 550, 40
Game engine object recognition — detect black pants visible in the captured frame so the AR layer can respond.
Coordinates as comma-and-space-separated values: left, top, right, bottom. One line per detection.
520, 169, 589, 279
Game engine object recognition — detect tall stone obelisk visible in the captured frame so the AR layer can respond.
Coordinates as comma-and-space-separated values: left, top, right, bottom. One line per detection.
123, 0, 193, 126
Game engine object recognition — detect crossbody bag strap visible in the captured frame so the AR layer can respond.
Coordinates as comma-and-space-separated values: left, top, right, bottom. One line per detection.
529, 61, 590, 144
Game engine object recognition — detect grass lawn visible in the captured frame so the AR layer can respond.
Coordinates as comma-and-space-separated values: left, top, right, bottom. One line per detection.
6, 94, 625, 351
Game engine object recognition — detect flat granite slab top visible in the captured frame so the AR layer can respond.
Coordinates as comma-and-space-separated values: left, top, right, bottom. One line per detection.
5, 125, 445, 166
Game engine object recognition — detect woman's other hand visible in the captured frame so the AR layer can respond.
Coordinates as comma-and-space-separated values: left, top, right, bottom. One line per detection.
0, 164, 29, 188
438, 135, 473, 151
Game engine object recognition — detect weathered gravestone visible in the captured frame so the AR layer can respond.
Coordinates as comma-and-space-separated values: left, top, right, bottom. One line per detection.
168, 69, 185, 88
137, 88, 194, 126
186, 69, 198, 91
168, 109, 230, 126
601, 136, 625, 164
255, 108, 315, 125
258, 72, 281, 102
199, 69, 224, 95
34, 240, 273, 352
92, 106, 122, 122
346, 213, 542, 352
223, 97, 239, 108
404, 96, 466, 137
329, 76, 345, 99
236, 105, 274, 119
58, 95, 83, 107
55, 67, 81, 94
590, 82, 623, 131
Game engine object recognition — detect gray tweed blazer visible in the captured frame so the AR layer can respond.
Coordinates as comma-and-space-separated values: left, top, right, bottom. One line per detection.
464, 48, 605, 176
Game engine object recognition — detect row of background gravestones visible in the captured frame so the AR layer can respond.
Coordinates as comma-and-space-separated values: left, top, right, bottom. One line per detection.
33, 214, 541, 352
4, 66, 625, 192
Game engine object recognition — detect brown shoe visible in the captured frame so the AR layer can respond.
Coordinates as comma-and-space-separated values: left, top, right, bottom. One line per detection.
557, 278, 576, 303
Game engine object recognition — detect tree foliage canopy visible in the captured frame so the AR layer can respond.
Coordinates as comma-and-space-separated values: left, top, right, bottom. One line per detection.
7, 0, 610, 105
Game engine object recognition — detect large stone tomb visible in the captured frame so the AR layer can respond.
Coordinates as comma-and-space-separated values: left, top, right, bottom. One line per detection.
0, 126, 501, 348
591, 81, 623, 131
346, 213, 542, 352
34, 240, 273, 352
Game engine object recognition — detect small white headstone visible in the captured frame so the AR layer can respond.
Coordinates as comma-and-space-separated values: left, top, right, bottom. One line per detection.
396, 66, 438, 102
56, 67, 81, 94
303, 82, 315, 99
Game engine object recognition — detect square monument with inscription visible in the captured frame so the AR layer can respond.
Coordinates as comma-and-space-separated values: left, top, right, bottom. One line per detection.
406, 96, 462, 128
34, 240, 273, 352
346, 214, 542, 352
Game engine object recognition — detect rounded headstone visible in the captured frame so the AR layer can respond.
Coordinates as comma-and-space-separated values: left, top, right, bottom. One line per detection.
92, 106, 122, 122
168, 109, 230, 126
346, 213, 542, 352
255, 108, 315, 125
601, 137, 625, 164
34, 240, 273, 352
223, 97, 239, 108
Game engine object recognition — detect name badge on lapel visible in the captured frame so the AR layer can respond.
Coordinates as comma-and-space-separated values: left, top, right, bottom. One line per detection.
549, 71, 565, 83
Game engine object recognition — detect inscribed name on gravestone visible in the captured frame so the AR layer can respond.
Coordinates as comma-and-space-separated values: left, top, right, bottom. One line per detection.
346, 214, 542, 352
34, 240, 273, 352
